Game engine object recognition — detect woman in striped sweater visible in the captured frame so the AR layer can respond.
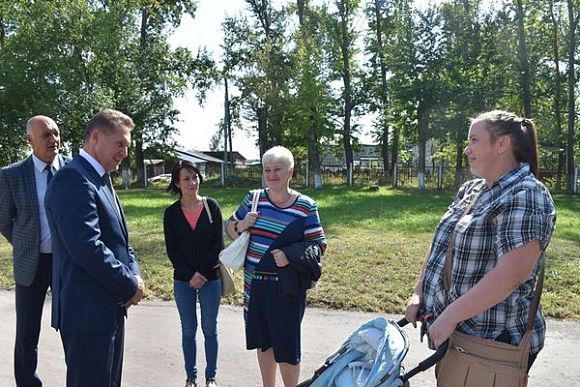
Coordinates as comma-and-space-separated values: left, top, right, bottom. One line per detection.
226, 146, 327, 387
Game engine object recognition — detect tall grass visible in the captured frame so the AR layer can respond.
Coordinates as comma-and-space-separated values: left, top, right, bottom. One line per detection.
1, 186, 578, 319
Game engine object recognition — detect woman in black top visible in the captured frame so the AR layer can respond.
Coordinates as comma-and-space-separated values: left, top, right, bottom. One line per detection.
163, 160, 224, 387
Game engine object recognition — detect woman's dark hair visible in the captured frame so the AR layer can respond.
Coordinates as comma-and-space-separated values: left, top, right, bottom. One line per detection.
473, 110, 539, 176
166, 160, 203, 196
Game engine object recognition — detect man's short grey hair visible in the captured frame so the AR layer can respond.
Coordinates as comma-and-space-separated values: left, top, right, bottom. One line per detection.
262, 146, 294, 169
26, 115, 55, 134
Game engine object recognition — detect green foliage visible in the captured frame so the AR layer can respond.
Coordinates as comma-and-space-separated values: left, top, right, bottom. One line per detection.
0, 0, 214, 167
1, 0, 580, 191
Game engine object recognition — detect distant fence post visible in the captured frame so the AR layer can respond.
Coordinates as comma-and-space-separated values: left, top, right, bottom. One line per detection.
122, 167, 130, 189
575, 167, 579, 194
304, 159, 309, 188
348, 162, 353, 187
437, 164, 444, 190
418, 171, 425, 191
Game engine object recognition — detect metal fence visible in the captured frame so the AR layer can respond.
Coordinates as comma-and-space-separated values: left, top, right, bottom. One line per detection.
210, 164, 579, 193
293, 164, 578, 192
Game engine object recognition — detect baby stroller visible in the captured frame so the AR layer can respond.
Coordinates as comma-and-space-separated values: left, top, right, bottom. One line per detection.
297, 317, 447, 387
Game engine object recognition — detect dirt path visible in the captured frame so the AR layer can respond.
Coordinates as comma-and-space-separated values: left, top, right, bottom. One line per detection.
1, 291, 578, 386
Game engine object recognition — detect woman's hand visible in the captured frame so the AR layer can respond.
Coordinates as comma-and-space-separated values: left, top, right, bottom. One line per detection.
428, 309, 458, 348
271, 249, 289, 267
405, 292, 422, 328
189, 272, 207, 289
240, 211, 259, 231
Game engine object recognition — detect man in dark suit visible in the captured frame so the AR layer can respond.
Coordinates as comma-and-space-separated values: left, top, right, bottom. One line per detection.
0, 115, 66, 387
45, 109, 144, 387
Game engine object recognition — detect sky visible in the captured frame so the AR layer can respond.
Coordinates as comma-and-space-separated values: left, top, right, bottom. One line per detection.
169, 0, 258, 159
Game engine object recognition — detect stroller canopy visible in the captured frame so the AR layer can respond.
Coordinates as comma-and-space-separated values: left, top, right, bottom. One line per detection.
307, 317, 409, 387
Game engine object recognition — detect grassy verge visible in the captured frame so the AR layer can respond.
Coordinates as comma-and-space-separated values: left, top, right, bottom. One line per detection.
1, 186, 578, 319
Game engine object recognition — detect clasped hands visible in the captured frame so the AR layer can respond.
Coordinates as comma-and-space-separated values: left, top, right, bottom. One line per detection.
189, 272, 207, 289
123, 275, 145, 308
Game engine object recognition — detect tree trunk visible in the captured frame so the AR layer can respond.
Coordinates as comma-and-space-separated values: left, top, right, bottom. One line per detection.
339, 0, 355, 187
223, 78, 229, 179
297, 0, 322, 188
135, 8, 150, 186
343, 111, 354, 187
224, 76, 235, 177
373, 0, 390, 182
515, 0, 532, 117
566, 0, 578, 193
257, 105, 268, 158
549, 1, 564, 191
308, 127, 322, 189
454, 118, 465, 188
417, 103, 430, 192
0, 16, 5, 47
391, 125, 399, 184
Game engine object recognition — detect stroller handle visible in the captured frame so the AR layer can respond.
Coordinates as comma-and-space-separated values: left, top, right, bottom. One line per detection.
401, 340, 448, 382
397, 317, 410, 327
397, 317, 449, 383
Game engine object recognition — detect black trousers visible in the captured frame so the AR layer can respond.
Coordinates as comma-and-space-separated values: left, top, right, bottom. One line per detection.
61, 309, 125, 387
14, 253, 52, 387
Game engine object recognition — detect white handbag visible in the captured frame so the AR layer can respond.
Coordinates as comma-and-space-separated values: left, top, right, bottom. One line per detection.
219, 190, 260, 270
203, 197, 236, 297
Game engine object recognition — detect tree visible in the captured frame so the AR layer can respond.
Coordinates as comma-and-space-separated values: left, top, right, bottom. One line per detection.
515, 0, 533, 117
326, 0, 364, 187
566, 0, 579, 193
221, 1, 291, 159
291, 0, 334, 188
128, 0, 217, 185
547, 0, 566, 190
365, 0, 397, 182
0, 0, 215, 184
406, 5, 445, 190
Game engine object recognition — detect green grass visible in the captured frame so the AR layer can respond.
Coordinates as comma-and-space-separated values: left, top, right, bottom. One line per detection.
1, 186, 579, 319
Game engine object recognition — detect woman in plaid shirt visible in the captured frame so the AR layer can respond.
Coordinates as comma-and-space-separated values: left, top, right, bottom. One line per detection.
405, 110, 556, 372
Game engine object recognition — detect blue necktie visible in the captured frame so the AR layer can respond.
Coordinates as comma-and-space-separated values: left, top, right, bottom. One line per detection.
104, 173, 113, 194
45, 165, 53, 186
104, 173, 121, 216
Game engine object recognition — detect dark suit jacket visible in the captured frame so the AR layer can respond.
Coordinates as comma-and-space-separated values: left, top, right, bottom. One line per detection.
0, 154, 68, 286
256, 216, 323, 297
45, 155, 140, 334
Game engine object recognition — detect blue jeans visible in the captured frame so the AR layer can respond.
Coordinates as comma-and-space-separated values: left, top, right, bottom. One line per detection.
174, 279, 221, 381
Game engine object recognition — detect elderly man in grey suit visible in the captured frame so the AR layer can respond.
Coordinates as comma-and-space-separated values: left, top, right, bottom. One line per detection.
0, 115, 66, 387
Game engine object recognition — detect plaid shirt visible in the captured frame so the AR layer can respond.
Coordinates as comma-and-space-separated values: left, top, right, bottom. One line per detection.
422, 164, 556, 354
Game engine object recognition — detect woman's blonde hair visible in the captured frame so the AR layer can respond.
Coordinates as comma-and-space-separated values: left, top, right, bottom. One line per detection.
262, 146, 294, 169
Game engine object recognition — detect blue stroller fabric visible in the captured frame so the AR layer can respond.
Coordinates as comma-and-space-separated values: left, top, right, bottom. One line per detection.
309, 317, 409, 387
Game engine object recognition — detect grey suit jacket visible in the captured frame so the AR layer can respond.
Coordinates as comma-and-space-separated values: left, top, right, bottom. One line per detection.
0, 154, 68, 286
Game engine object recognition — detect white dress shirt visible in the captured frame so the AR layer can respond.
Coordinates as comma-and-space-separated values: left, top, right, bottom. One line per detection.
32, 154, 60, 254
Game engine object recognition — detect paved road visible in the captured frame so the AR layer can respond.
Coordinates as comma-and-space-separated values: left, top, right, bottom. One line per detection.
1, 290, 579, 386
